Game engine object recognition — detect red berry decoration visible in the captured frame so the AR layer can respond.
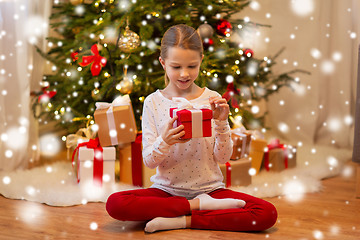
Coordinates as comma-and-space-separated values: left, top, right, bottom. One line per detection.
203, 38, 214, 50
215, 19, 232, 36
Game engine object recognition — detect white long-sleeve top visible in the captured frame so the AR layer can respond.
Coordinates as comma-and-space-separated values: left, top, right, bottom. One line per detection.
141, 87, 233, 199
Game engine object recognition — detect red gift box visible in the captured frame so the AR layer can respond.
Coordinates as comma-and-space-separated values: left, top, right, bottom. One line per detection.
170, 108, 212, 139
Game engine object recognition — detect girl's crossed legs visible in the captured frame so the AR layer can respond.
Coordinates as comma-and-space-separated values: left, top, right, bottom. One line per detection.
106, 188, 277, 232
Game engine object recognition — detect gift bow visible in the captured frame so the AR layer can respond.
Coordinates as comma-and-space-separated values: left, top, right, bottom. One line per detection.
66, 126, 97, 149
79, 44, 107, 76
172, 97, 210, 110
71, 137, 104, 186
263, 139, 288, 171
95, 94, 131, 110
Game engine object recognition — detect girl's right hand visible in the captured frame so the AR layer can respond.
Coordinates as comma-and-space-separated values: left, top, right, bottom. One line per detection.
161, 116, 191, 145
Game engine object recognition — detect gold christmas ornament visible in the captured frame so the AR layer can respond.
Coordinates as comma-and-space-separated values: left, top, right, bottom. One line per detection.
119, 76, 133, 94
70, 0, 84, 5
118, 26, 140, 53
197, 23, 214, 39
91, 88, 102, 100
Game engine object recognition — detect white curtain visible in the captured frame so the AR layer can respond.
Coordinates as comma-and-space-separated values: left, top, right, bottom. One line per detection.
235, 0, 359, 149
0, 0, 51, 171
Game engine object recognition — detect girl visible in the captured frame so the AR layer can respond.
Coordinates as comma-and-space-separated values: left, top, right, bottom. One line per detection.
106, 24, 277, 233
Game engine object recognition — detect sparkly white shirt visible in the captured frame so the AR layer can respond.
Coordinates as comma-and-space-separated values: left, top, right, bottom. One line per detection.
141, 87, 233, 199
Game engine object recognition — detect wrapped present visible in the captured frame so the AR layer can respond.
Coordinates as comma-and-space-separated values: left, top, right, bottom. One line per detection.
249, 137, 267, 175
263, 139, 297, 172
170, 97, 212, 139
94, 95, 137, 147
72, 138, 116, 187
219, 158, 252, 187
119, 133, 156, 187
230, 129, 252, 160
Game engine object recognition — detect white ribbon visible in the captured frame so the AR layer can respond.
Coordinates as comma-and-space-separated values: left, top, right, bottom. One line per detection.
96, 95, 131, 145
172, 97, 210, 110
172, 97, 210, 138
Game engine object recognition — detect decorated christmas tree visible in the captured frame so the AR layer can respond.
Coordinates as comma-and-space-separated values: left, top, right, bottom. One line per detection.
33, 0, 305, 134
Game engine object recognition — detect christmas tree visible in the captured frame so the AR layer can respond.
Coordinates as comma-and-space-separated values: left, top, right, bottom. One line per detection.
33, 0, 306, 134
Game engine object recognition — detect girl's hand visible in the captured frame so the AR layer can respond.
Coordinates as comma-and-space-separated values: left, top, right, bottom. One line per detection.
161, 116, 191, 145
209, 96, 230, 121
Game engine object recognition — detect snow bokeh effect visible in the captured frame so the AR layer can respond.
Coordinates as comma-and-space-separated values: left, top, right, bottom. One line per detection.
0, 0, 358, 238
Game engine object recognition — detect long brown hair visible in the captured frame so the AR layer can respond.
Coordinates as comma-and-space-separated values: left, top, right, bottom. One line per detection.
160, 24, 203, 85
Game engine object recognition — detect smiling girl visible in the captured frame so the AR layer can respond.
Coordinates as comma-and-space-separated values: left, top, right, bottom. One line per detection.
106, 24, 277, 233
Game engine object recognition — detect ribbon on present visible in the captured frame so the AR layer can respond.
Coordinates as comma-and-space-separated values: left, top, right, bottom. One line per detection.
66, 126, 97, 161
95, 95, 131, 145
225, 162, 232, 188
131, 133, 143, 187
263, 139, 288, 171
171, 97, 212, 138
71, 138, 104, 186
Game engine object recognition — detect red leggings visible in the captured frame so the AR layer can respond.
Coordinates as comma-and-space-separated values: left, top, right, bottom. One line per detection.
106, 188, 277, 232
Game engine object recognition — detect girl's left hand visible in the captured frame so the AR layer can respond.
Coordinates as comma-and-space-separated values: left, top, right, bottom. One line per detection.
209, 96, 230, 121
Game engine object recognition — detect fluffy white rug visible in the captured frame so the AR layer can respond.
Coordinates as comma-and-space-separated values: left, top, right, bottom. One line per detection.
0, 144, 353, 206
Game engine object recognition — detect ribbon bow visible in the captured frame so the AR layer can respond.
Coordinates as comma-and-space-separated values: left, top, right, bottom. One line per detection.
95, 94, 130, 110
222, 82, 240, 109
71, 137, 104, 186
263, 139, 288, 171
66, 126, 97, 160
172, 97, 210, 110
38, 87, 57, 103
79, 44, 107, 76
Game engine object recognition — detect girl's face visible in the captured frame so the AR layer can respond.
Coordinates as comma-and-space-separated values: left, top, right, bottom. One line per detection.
159, 47, 203, 90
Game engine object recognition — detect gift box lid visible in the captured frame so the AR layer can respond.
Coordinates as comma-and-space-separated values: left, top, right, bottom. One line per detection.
78, 146, 116, 161
170, 108, 213, 122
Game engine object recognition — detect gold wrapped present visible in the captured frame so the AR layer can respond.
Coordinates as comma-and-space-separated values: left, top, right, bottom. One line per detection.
219, 158, 252, 187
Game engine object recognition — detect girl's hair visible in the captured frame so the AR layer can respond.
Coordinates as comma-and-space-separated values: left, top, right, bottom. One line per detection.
160, 24, 203, 85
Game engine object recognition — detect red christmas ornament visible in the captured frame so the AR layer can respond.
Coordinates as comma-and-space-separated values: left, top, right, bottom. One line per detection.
215, 19, 232, 37
222, 82, 240, 109
38, 87, 57, 103
243, 48, 254, 58
71, 52, 79, 62
203, 38, 214, 50
79, 44, 107, 76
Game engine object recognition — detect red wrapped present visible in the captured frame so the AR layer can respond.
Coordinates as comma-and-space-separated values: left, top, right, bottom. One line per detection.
72, 138, 116, 187
263, 139, 297, 172
170, 97, 212, 139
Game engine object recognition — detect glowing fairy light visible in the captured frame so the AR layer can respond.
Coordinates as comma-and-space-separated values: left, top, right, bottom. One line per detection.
75, 5, 85, 15
225, 75, 234, 83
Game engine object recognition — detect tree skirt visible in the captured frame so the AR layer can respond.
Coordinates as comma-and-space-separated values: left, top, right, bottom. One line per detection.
0, 145, 353, 207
